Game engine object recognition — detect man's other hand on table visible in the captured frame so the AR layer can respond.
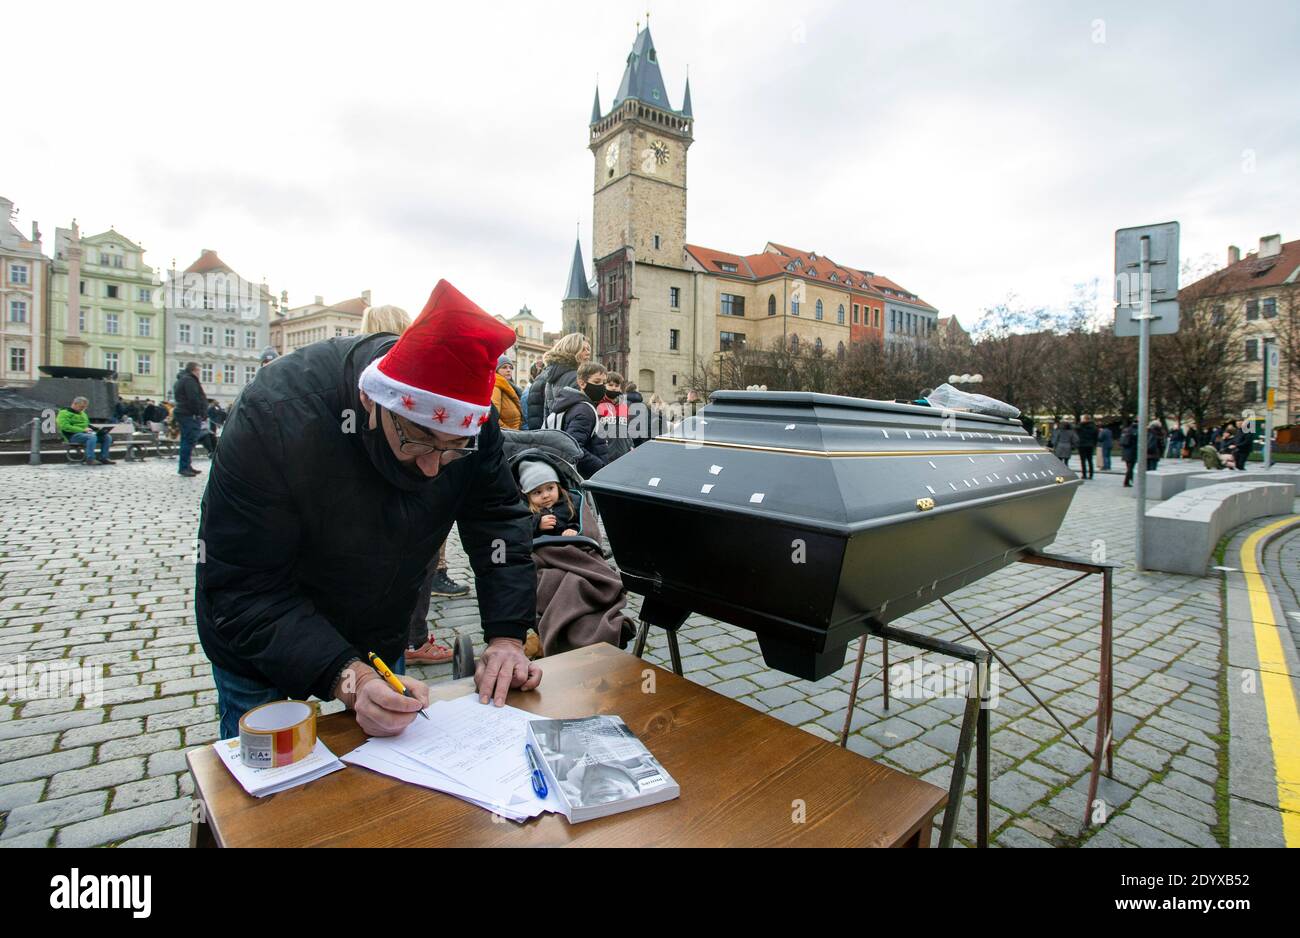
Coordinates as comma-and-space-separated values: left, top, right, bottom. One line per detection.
476, 637, 542, 707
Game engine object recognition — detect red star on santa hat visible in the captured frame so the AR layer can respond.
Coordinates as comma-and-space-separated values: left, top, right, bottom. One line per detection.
433, 407, 448, 424
477, 414, 489, 426
461, 414, 473, 428
401, 394, 415, 410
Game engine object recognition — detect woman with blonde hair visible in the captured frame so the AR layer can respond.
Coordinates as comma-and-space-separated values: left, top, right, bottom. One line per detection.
525, 332, 591, 430
359, 304, 412, 335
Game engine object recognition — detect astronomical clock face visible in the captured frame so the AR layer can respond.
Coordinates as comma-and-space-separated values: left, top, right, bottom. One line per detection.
641, 139, 671, 174
605, 142, 620, 178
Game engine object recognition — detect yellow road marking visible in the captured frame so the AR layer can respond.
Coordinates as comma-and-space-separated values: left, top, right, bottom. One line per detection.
1239, 515, 1300, 847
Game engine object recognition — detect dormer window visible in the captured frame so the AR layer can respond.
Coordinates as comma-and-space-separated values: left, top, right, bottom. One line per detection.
807, 267, 817, 278
718, 262, 737, 273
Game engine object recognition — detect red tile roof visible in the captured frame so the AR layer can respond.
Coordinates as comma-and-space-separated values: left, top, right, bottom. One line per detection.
685, 241, 935, 310
1183, 238, 1300, 298
184, 249, 231, 275
685, 244, 754, 278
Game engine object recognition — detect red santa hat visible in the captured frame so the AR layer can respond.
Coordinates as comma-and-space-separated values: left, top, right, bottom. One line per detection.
358, 279, 516, 436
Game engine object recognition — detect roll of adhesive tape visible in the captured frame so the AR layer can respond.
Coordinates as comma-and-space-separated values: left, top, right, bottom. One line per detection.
238, 700, 316, 768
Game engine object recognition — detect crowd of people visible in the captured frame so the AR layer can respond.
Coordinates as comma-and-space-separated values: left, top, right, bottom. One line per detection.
1046, 416, 1259, 486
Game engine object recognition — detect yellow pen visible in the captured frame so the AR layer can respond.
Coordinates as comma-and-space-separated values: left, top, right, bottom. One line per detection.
367, 652, 430, 720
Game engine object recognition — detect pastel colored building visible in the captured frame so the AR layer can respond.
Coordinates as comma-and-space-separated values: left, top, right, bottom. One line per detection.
48, 224, 165, 397
0, 196, 48, 388
165, 250, 273, 408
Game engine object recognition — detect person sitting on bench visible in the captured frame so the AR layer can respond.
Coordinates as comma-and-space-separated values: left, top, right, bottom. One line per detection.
57, 396, 115, 465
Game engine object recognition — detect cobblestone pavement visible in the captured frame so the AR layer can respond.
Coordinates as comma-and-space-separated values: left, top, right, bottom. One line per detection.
0, 457, 1275, 848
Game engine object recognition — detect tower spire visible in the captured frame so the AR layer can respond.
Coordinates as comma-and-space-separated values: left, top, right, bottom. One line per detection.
564, 236, 593, 301
682, 74, 693, 118
591, 84, 602, 124
613, 21, 671, 110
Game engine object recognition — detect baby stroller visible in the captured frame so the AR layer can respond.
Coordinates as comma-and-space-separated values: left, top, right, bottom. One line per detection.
504, 429, 605, 554
451, 429, 632, 678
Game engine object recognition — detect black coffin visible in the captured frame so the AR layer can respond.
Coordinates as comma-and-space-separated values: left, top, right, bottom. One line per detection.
584, 391, 1080, 681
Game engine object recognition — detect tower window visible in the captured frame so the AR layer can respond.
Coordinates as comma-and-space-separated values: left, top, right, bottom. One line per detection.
669, 286, 680, 308
669, 328, 680, 351
768, 295, 776, 317
653, 234, 661, 250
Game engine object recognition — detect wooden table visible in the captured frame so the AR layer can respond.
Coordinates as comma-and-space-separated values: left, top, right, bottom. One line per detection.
187, 644, 946, 847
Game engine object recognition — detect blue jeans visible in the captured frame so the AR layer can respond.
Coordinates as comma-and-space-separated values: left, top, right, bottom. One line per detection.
212, 657, 406, 739
70, 430, 110, 462
178, 415, 204, 472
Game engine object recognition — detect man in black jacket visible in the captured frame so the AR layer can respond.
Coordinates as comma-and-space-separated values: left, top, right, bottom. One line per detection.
173, 362, 208, 478
197, 281, 540, 739
1075, 414, 1098, 480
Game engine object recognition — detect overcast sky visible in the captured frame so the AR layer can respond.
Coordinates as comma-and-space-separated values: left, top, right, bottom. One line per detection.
6, 0, 1297, 331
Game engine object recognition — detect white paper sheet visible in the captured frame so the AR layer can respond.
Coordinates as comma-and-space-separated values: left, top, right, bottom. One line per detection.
214, 737, 345, 797
341, 693, 563, 821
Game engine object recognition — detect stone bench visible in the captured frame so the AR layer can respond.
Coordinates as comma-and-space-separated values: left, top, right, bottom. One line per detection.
1142, 481, 1295, 575
1184, 468, 1300, 497
1142, 464, 1211, 500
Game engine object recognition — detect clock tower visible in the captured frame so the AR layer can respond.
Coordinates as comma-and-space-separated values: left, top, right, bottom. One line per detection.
589, 26, 693, 267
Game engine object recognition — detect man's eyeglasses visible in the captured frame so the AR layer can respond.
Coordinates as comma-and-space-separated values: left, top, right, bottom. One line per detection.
386, 409, 478, 462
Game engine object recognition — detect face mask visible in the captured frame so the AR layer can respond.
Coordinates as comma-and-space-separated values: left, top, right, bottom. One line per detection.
604, 388, 620, 401
585, 384, 606, 404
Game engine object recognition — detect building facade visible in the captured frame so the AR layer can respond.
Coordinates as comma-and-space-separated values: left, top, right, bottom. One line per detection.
48, 225, 165, 397
498, 305, 549, 378
165, 250, 273, 407
1182, 235, 1298, 425
0, 196, 47, 388
562, 27, 938, 398
269, 292, 367, 356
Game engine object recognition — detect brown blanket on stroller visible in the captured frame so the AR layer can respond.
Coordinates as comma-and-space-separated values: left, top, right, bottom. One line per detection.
534, 544, 635, 656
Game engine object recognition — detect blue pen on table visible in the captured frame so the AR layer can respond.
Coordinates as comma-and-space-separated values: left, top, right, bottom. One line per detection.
524, 742, 548, 799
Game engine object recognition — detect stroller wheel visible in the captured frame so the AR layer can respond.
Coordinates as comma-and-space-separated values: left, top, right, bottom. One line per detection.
452, 633, 476, 681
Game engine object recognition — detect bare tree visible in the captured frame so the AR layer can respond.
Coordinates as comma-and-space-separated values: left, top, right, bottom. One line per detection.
1157, 260, 1250, 430
969, 297, 1055, 417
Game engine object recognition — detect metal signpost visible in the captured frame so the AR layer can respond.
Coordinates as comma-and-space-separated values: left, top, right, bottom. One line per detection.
1115, 222, 1179, 572
1264, 341, 1279, 468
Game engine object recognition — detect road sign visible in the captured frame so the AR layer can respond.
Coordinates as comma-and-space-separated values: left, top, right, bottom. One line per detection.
1265, 343, 1281, 390
1117, 221, 1181, 571
1114, 222, 1180, 337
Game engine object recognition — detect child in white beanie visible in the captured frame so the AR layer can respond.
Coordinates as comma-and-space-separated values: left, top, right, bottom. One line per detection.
517, 459, 579, 538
